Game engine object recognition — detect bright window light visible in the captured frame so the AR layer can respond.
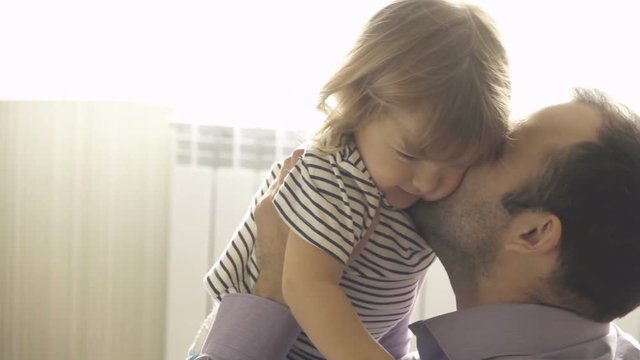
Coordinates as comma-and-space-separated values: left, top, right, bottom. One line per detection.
0, 0, 637, 129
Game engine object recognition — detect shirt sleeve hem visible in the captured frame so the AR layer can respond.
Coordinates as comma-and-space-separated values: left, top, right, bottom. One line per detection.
199, 293, 301, 360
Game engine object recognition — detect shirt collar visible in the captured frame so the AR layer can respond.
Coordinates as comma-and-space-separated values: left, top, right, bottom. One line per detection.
409, 303, 610, 360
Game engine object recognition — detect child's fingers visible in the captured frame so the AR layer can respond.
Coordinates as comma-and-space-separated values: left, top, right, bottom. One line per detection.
254, 196, 288, 267
253, 187, 290, 305
255, 148, 304, 248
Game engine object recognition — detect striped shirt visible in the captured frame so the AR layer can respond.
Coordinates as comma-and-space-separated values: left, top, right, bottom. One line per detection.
204, 145, 435, 359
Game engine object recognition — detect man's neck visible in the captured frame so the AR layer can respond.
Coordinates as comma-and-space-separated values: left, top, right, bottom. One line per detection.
449, 270, 541, 310
444, 265, 484, 309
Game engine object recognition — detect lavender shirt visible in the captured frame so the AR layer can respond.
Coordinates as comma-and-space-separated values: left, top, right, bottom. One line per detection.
195, 294, 640, 360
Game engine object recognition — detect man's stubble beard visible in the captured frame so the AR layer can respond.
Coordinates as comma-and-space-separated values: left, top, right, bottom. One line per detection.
408, 185, 510, 282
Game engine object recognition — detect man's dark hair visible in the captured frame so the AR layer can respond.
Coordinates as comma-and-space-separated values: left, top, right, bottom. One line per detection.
502, 88, 640, 321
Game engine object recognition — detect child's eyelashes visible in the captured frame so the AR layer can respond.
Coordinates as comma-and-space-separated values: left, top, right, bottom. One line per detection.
394, 149, 472, 171
395, 149, 419, 161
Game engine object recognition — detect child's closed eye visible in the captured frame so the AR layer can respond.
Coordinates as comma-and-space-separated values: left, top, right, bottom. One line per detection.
395, 149, 418, 161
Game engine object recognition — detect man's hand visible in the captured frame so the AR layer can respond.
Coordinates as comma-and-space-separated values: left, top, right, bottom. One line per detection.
252, 149, 305, 305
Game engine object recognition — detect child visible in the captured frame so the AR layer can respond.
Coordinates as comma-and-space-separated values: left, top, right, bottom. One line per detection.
193, 0, 511, 358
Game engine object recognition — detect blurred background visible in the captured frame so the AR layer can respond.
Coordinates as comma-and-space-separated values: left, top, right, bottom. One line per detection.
1, 1, 638, 359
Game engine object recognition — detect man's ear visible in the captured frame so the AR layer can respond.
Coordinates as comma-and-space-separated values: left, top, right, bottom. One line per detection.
504, 211, 562, 254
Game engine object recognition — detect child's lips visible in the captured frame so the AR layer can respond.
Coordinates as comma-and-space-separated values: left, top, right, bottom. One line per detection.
400, 187, 439, 201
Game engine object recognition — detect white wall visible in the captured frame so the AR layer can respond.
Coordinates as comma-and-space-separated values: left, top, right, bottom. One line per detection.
0, 102, 171, 360
2, 0, 637, 128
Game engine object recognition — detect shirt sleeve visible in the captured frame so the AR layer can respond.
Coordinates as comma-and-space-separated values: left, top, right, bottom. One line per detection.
196, 293, 301, 360
378, 310, 412, 359
408, 321, 446, 360
272, 153, 362, 265
399, 352, 421, 360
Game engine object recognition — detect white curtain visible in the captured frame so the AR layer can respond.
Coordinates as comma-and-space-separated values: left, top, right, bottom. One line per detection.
0, 102, 171, 360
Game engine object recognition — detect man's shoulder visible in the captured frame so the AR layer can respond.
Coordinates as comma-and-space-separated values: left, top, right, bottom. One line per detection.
612, 323, 640, 357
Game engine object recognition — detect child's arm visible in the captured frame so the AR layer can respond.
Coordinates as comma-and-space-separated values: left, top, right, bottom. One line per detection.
282, 232, 394, 360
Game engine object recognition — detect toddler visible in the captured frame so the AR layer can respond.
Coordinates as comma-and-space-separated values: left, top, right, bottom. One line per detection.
193, 0, 511, 359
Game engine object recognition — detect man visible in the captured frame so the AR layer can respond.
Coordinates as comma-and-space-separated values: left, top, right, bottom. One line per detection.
194, 88, 640, 359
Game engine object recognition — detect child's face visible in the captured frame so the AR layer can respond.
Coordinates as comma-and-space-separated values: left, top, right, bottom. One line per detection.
355, 111, 475, 209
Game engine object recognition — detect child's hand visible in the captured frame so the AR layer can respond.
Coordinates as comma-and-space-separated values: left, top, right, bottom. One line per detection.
252, 148, 304, 305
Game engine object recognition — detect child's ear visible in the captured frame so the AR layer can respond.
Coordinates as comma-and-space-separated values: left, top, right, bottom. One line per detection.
504, 211, 561, 254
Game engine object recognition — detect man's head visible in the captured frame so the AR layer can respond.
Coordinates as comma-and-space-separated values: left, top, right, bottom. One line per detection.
410, 88, 640, 322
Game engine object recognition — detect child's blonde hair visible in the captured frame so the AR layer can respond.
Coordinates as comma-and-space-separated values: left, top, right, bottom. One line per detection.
313, 0, 511, 163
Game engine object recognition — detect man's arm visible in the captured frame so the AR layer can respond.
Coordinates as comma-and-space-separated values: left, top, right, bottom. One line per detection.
194, 150, 304, 360
195, 294, 301, 360
378, 311, 412, 359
